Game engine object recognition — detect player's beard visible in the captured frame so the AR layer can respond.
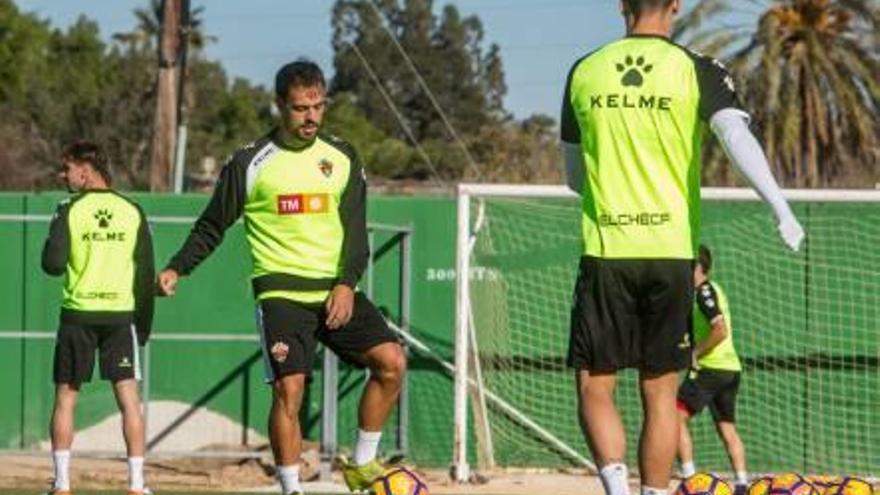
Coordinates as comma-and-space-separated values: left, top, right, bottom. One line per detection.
280, 118, 320, 149
297, 120, 320, 141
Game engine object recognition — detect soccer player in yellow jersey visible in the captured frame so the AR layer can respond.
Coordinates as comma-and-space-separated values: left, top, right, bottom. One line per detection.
42, 141, 155, 495
157, 60, 405, 495
561, 2, 803, 495
677, 246, 748, 495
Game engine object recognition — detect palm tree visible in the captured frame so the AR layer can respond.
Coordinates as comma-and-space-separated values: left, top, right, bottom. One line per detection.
112, 0, 215, 53
675, 0, 879, 187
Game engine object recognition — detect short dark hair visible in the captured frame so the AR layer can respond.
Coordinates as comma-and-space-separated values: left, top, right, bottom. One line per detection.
698, 244, 712, 274
274, 59, 325, 100
62, 140, 111, 184
622, 0, 675, 16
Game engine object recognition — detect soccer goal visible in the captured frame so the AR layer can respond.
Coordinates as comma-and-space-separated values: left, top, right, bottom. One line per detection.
452, 184, 880, 481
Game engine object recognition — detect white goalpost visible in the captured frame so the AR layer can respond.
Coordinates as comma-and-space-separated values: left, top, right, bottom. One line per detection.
452, 184, 880, 481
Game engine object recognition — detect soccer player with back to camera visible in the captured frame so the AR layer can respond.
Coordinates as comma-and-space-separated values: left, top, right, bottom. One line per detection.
156, 59, 406, 495
677, 245, 749, 495
42, 141, 155, 495
560, 1, 804, 495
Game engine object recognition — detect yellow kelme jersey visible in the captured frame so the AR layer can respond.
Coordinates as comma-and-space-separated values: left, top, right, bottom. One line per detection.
694, 280, 742, 371
42, 190, 155, 342
561, 35, 743, 259
167, 131, 368, 303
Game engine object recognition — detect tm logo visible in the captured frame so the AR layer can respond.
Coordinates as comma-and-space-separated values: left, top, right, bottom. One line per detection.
94, 209, 113, 228
616, 55, 653, 87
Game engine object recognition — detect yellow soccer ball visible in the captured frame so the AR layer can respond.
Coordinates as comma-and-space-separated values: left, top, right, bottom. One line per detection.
675, 473, 734, 495
369, 466, 429, 495
823, 477, 873, 495
808, 476, 842, 492
748, 476, 774, 495
770, 473, 820, 495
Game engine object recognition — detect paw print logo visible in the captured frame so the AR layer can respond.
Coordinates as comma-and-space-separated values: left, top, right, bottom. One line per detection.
616, 55, 653, 87
94, 209, 113, 228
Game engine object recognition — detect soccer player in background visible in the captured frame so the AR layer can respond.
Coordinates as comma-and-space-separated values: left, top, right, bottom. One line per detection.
677, 245, 748, 495
42, 141, 155, 495
156, 59, 406, 495
560, 2, 804, 495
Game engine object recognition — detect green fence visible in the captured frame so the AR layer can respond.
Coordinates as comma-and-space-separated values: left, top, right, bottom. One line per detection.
0, 192, 459, 468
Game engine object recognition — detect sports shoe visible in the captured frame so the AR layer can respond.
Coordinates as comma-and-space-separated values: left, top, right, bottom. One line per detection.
127, 487, 153, 495
339, 455, 387, 492
43, 489, 71, 495
734, 484, 747, 495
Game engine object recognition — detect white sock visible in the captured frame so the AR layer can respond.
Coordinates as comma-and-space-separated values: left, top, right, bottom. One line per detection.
354, 429, 382, 466
128, 457, 145, 491
277, 464, 301, 495
681, 461, 696, 477
735, 471, 749, 486
599, 463, 630, 495
52, 450, 71, 491
641, 486, 668, 495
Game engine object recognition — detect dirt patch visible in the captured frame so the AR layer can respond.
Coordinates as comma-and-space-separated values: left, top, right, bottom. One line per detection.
0, 453, 276, 491
0, 443, 307, 492
424, 469, 609, 495
0, 450, 611, 495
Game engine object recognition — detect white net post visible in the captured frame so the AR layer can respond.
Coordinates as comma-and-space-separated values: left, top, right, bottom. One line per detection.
453, 184, 596, 480
452, 187, 472, 483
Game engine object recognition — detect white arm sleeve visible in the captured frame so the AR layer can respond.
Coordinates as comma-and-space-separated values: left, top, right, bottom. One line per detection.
710, 108, 794, 221
711, 108, 805, 251
562, 142, 585, 195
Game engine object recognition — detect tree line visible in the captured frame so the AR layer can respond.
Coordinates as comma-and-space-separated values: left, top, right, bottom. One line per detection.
0, 0, 876, 191
0, 0, 560, 191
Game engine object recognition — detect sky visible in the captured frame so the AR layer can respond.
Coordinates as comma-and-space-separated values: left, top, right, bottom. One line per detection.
15, 0, 624, 120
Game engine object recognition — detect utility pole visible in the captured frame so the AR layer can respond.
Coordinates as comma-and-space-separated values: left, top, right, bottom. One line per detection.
149, 0, 181, 192
173, 0, 191, 194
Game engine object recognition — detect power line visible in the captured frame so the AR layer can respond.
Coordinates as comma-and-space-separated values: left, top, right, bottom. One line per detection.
346, 42, 445, 187
365, 0, 484, 181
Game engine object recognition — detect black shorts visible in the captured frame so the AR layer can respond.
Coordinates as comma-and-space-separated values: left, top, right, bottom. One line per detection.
677, 368, 741, 423
255, 292, 400, 382
567, 256, 693, 372
53, 322, 141, 385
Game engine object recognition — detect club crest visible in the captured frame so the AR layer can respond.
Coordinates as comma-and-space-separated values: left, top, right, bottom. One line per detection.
318, 158, 334, 178
270, 342, 289, 363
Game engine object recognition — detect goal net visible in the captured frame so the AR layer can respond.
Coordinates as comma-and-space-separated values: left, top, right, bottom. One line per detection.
452, 184, 880, 480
